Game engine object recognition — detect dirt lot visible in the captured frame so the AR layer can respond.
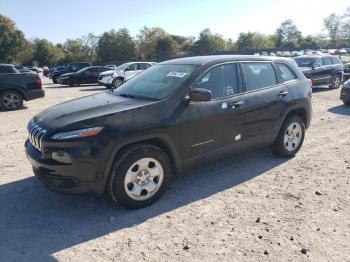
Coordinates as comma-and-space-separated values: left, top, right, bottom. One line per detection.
0, 77, 350, 262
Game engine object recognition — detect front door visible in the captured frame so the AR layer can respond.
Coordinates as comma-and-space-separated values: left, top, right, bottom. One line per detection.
180, 63, 245, 165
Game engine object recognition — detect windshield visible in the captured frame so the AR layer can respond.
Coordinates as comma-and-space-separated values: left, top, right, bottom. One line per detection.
116, 63, 132, 70
293, 57, 316, 67
76, 67, 89, 73
113, 64, 196, 100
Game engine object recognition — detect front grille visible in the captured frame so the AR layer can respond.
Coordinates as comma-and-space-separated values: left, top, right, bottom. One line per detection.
27, 119, 47, 152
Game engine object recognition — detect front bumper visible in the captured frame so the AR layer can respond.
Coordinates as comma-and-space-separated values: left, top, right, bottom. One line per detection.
26, 89, 45, 101
25, 140, 106, 195
99, 75, 113, 85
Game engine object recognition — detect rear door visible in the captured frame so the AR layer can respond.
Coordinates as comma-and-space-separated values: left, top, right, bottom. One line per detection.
320, 56, 334, 84
238, 61, 291, 147
180, 63, 245, 163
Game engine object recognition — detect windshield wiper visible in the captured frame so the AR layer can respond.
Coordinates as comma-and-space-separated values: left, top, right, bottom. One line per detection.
118, 93, 135, 99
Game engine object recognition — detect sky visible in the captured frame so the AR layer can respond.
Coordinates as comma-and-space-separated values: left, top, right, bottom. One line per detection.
0, 0, 349, 43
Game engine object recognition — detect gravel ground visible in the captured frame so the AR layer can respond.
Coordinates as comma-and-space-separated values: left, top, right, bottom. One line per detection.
0, 77, 349, 262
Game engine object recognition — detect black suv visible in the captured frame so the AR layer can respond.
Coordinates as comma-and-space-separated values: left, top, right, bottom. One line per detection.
293, 55, 344, 89
25, 55, 312, 209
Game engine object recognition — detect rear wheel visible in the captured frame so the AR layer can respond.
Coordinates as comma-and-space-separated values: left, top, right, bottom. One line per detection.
107, 144, 172, 209
329, 74, 341, 89
69, 79, 80, 87
272, 115, 305, 157
0, 91, 24, 110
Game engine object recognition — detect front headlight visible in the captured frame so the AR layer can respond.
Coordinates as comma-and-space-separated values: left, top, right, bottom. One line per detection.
51, 127, 104, 140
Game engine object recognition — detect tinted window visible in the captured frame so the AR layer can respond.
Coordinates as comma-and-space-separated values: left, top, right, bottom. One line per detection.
315, 58, 323, 66
323, 57, 332, 65
193, 63, 239, 99
241, 62, 277, 91
276, 63, 297, 82
139, 63, 152, 70
331, 57, 341, 64
294, 57, 316, 67
126, 64, 139, 71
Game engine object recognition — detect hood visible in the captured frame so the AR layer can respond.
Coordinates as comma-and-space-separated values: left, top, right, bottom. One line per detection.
99, 70, 114, 76
60, 72, 75, 78
34, 92, 155, 130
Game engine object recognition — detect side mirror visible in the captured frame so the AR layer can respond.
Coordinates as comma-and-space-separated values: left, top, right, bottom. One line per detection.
189, 88, 212, 102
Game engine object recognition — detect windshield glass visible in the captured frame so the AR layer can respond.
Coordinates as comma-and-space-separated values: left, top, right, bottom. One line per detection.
293, 57, 316, 67
113, 64, 196, 100
76, 67, 89, 73
116, 63, 132, 70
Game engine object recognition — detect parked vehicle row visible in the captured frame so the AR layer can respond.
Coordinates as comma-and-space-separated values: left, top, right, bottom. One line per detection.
58, 66, 110, 86
25, 55, 312, 209
0, 64, 44, 110
50, 62, 91, 83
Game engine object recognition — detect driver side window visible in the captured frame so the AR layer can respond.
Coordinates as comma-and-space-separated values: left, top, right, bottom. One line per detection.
192, 63, 239, 99
126, 64, 139, 71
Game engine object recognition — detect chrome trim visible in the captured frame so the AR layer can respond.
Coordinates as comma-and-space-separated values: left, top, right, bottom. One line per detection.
27, 120, 47, 152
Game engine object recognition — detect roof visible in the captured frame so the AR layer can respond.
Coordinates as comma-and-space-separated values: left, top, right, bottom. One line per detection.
0, 63, 15, 67
160, 55, 291, 66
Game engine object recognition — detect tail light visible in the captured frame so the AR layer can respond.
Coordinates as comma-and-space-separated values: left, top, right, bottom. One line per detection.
307, 79, 313, 89
35, 77, 42, 89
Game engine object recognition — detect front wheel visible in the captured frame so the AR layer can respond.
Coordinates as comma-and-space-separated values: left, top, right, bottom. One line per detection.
107, 144, 172, 209
112, 78, 123, 89
0, 91, 24, 110
329, 75, 341, 89
272, 115, 305, 157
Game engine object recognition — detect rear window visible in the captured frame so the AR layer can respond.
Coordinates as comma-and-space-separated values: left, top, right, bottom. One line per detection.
241, 62, 277, 91
275, 63, 297, 82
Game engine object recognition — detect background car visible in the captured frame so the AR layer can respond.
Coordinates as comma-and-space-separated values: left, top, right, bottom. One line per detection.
340, 80, 350, 105
98, 62, 156, 88
58, 66, 110, 86
0, 64, 44, 110
51, 62, 91, 83
293, 55, 344, 89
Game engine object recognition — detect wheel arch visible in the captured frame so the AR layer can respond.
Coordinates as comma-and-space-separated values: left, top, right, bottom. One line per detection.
102, 135, 182, 192
0, 87, 26, 100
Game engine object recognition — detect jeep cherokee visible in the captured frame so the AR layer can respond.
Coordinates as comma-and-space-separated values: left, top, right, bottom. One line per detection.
25, 55, 312, 209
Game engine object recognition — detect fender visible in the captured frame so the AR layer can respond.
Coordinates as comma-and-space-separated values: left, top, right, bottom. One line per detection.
101, 132, 183, 187
0, 84, 27, 100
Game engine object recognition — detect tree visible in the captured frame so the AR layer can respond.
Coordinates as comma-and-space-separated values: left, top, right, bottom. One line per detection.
0, 15, 27, 63
236, 32, 275, 50
155, 36, 177, 59
97, 28, 137, 63
323, 13, 342, 46
79, 33, 99, 61
275, 19, 302, 48
32, 39, 65, 65
190, 28, 226, 54
137, 27, 169, 59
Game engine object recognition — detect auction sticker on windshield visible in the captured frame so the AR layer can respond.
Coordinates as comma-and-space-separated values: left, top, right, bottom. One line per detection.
167, 71, 188, 78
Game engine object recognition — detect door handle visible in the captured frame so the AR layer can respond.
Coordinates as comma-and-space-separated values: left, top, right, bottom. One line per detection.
229, 100, 245, 109
278, 91, 288, 97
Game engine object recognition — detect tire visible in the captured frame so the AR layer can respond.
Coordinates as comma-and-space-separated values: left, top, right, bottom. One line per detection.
272, 115, 305, 157
107, 144, 172, 209
70, 79, 80, 87
0, 91, 24, 110
329, 74, 341, 89
52, 78, 58, 84
112, 78, 123, 89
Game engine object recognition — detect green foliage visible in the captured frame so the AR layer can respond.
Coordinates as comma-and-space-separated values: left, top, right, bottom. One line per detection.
190, 29, 226, 54
324, 13, 343, 46
97, 28, 137, 63
275, 19, 302, 48
0, 15, 26, 64
237, 32, 275, 50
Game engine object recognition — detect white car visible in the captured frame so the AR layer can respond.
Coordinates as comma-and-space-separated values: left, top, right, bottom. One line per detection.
98, 62, 156, 88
